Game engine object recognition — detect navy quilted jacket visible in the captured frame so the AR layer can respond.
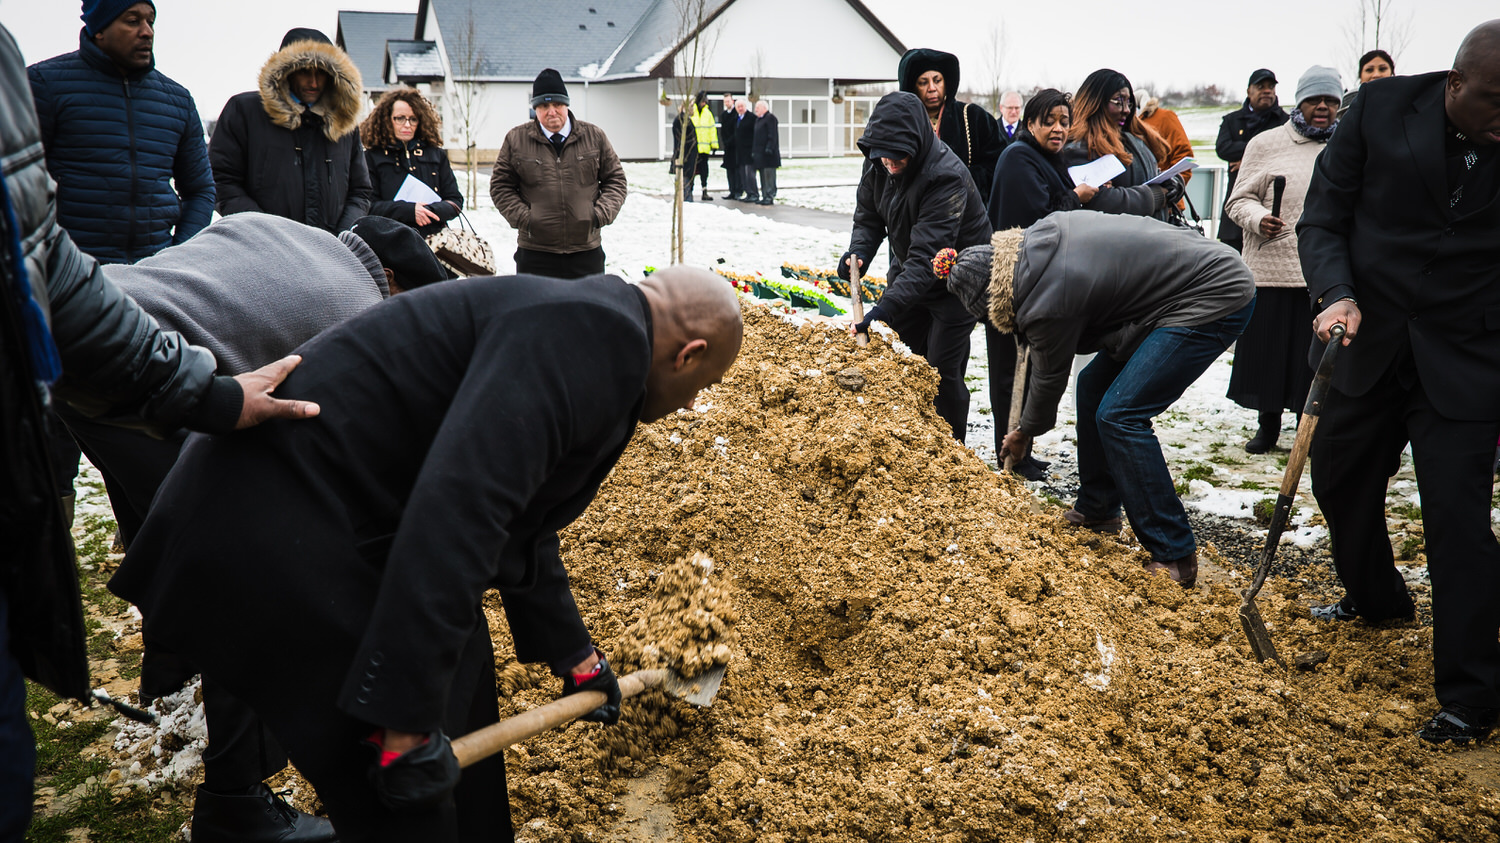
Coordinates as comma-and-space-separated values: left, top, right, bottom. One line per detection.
28, 30, 214, 265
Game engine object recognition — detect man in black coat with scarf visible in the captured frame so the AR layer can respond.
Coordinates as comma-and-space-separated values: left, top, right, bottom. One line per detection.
110, 267, 743, 842
841, 91, 993, 442
1299, 19, 1500, 746
1216, 68, 1288, 251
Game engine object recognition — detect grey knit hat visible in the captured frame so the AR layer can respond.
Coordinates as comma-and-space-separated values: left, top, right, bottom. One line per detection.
942, 229, 1027, 332
1295, 66, 1343, 105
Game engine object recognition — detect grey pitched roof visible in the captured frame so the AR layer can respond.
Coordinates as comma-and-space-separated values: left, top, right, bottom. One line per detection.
336, 11, 417, 90
419, 0, 668, 81
388, 40, 444, 82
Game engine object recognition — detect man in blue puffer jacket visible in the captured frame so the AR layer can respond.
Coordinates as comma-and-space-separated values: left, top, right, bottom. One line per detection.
27, 0, 214, 266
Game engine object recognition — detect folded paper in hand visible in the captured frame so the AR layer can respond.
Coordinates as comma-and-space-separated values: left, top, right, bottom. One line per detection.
1144, 158, 1198, 185
394, 173, 442, 204
1067, 155, 1125, 187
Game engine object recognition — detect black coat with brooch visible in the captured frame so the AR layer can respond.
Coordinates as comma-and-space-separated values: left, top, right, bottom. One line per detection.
365, 140, 462, 237
849, 91, 993, 316
989, 130, 1081, 230
111, 273, 653, 734
897, 48, 1005, 207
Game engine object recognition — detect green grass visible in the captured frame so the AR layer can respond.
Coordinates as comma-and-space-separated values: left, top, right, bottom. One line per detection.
1390, 501, 1422, 521
1208, 454, 1245, 467
1398, 535, 1424, 561
1238, 479, 1269, 491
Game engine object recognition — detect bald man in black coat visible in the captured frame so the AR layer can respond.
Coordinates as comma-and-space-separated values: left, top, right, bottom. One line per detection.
110, 268, 742, 841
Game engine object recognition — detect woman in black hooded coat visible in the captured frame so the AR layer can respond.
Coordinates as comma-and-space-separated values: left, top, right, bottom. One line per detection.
897, 48, 1006, 207
842, 91, 993, 442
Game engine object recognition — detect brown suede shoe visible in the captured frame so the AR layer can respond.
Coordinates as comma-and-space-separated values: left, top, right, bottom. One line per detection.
1144, 552, 1197, 588
1062, 509, 1123, 535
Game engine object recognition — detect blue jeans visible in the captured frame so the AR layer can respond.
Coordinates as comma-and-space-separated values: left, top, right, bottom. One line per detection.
0, 591, 36, 842
1073, 301, 1254, 562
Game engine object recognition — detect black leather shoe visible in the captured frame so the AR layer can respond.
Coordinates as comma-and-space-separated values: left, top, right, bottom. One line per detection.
701, 190, 714, 201
1011, 454, 1047, 482
758, 198, 774, 205
1310, 597, 1358, 622
192, 783, 338, 842
1245, 425, 1279, 453
1419, 706, 1497, 745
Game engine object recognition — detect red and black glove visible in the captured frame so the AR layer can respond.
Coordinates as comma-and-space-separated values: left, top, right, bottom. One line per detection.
364, 728, 461, 811
560, 647, 622, 725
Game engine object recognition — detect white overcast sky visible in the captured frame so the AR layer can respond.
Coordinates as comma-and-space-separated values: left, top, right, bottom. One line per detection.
1, 0, 1493, 122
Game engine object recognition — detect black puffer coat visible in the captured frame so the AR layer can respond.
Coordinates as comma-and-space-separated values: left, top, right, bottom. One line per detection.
210, 38, 371, 232
0, 24, 239, 702
365, 139, 462, 237
897, 48, 1005, 206
849, 91, 992, 315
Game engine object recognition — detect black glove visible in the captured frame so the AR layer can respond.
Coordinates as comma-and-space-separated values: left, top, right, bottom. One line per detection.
560, 647, 621, 725
1162, 176, 1186, 207
365, 729, 461, 811
854, 303, 886, 336
837, 251, 863, 281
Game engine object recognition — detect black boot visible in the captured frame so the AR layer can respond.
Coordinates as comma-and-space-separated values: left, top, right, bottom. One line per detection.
191, 783, 338, 843
1244, 411, 1281, 454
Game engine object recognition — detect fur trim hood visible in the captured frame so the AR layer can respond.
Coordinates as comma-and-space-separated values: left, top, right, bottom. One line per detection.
257, 39, 362, 141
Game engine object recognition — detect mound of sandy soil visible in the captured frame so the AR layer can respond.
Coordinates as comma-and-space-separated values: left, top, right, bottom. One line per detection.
491, 304, 1500, 842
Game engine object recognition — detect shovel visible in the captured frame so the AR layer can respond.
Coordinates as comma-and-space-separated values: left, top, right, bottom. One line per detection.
1002, 345, 1030, 474
451, 665, 727, 768
1239, 323, 1344, 664
849, 256, 868, 347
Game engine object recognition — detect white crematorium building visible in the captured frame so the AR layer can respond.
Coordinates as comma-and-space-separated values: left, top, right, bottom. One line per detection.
337, 0, 907, 160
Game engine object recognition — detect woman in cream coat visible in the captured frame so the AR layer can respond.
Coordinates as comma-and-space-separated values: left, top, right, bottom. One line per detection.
1225, 65, 1343, 453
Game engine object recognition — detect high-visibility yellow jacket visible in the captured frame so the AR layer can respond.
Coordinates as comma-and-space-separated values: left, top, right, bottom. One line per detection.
691, 104, 719, 154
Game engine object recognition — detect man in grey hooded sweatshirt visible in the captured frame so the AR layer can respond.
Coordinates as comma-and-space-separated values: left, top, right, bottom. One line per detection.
942, 211, 1255, 586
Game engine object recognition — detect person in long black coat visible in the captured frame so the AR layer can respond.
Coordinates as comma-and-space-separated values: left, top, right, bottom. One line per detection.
360, 88, 462, 237
109, 268, 743, 841
750, 101, 780, 204
983, 88, 1092, 478
1215, 68, 1289, 250
734, 100, 759, 201
1298, 20, 1500, 746
670, 106, 699, 202
718, 93, 742, 198
843, 91, 993, 442
897, 48, 1005, 209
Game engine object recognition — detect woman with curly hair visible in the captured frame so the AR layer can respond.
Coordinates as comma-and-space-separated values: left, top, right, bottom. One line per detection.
1060, 69, 1183, 221
360, 87, 462, 236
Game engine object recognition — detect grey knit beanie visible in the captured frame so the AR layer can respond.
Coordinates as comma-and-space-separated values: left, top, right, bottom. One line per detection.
1295, 66, 1343, 105
943, 229, 1026, 332
945, 245, 995, 325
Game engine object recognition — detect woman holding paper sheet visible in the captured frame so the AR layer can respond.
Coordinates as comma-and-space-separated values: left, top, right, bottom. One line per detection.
361, 87, 463, 237
1223, 66, 1342, 453
1060, 69, 1182, 222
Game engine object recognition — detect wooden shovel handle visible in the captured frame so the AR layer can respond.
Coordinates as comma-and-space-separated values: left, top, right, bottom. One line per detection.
848, 258, 868, 347
1003, 346, 1029, 473
451, 669, 667, 768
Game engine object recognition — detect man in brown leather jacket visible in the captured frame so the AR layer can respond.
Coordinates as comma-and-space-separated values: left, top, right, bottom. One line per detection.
489, 69, 628, 279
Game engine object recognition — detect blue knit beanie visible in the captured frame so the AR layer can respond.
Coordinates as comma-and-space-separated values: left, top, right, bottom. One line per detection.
81, 0, 153, 36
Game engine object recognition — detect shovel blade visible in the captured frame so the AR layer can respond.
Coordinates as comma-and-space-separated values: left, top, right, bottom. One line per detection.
660, 665, 727, 707
1238, 599, 1283, 665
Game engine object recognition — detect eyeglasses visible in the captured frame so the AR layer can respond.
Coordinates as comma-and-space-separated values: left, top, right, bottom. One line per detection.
392, 116, 419, 125
1108, 97, 1132, 109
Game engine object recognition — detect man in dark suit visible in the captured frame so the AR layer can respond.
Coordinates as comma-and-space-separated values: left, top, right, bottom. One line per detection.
1299, 19, 1500, 745
719, 93, 742, 199
734, 98, 759, 202
110, 267, 743, 840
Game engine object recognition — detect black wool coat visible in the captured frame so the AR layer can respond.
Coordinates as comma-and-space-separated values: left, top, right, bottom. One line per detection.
751, 111, 781, 169
111, 274, 653, 733
1298, 71, 1500, 419
989, 131, 1081, 230
718, 106, 738, 169
1215, 99, 1289, 244
733, 110, 757, 161
365, 140, 463, 237
896, 48, 1005, 205
849, 91, 993, 316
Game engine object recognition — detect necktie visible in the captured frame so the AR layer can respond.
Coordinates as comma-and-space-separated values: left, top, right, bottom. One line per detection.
550, 132, 565, 154
1006, 124, 1015, 139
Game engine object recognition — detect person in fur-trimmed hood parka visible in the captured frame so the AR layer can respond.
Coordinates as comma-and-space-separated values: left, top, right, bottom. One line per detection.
938, 212, 1255, 588
210, 27, 371, 232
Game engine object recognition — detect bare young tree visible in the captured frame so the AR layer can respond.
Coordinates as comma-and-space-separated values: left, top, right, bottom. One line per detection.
667, 0, 722, 264
444, 8, 488, 209
1342, 0, 1413, 77
980, 21, 1008, 113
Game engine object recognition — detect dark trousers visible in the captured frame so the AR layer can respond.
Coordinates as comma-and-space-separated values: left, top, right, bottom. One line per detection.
514, 247, 605, 280
202, 676, 289, 792
886, 292, 977, 443
724, 160, 742, 197
46, 409, 80, 496
693, 155, 709, 189
241, 620, 509, 842
740, 165, 760, 201
985, 325, 1018, 454
757, 167, 777, 200
1311, 364, 1500, 711
62, 412, 184, 548
0, 592, 35, 842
